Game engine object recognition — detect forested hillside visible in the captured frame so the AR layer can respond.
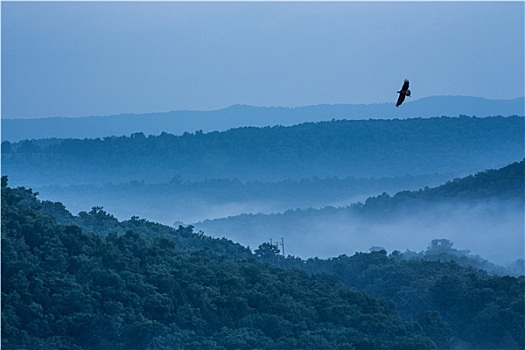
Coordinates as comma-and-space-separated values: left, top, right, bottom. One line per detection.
2, 178, 523, 349
2, 116, 523, 186
1, 178, 438, 349
359, 159, 524, 216
277, 247, 525, 349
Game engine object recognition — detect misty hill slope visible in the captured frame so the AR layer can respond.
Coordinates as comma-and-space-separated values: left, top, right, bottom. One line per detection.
32, 173, 451, 226
2, 178, 524, 350
194, 161, 524, 264
2, 96, 524, 142
2, 116, 523, 186
360, 159, 524, 213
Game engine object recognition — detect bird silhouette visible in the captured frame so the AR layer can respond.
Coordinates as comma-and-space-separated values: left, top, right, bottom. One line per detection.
396, 79, 411, 107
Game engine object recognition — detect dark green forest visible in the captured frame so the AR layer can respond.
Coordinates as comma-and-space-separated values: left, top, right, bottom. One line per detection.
1, 178, 436, 350
2, 116, 523, 186
2, 177, 524, 349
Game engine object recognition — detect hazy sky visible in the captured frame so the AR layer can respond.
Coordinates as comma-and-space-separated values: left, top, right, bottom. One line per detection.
2, 1, 524, 119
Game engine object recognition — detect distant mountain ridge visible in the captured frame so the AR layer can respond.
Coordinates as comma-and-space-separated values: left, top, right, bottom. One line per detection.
3, 116, 523, 185
3, 95, 524, 141
196, 160, 525, 227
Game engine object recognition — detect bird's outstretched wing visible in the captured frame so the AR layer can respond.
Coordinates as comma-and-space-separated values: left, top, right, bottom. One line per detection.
396, 93, 406, 107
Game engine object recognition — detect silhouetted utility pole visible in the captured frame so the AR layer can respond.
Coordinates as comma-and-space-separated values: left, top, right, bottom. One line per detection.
269, 238, 286, 267
270, 238, 285, 256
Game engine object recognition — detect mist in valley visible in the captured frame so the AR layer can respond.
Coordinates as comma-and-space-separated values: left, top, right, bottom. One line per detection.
194, 199, 524, 267
33, 163, 522, 269
32, 173, 450, 225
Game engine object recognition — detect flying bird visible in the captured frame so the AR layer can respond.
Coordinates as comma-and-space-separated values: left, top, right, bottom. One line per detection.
396, 79, 411, 107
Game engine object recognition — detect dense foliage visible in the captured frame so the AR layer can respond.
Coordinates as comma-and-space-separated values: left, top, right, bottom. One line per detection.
279, 249, 525, 349
2, 178, 440, 350
2, 116, 523, 186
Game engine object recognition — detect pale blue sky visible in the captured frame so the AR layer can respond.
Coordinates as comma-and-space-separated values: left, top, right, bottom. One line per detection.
2, 1, 524, 119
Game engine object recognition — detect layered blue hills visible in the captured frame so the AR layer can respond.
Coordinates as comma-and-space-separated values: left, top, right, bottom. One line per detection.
3, 95, 523, 142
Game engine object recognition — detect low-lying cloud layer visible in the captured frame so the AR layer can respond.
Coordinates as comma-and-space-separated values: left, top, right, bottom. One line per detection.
196, 200, 524, 266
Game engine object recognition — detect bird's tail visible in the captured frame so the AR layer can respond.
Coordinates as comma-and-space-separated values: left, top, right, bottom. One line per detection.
406, 89, 411, 97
